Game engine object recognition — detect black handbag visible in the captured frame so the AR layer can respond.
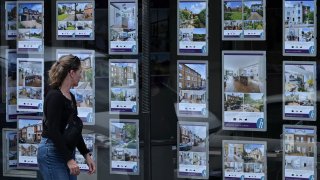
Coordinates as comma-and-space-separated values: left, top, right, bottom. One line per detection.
63, 112, 83, 149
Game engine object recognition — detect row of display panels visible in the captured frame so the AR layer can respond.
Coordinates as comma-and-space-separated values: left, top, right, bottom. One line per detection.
3, 0, 317, 56
4, 0, 138, 54
2, 117, 317, 180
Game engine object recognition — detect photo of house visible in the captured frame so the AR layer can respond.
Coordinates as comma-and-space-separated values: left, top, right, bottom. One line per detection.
110, 62, 137, 87
284, 1, 314, 26
57, 3, 76, 21
111, 88, 137, 102
18, 61, 42, 87
8, 132, 18, 161
243, 1, 263, 20
18, 119, 42, 144
76, 3, 93, 21
243, 143, 265, 163
224, 1, 242, 20
179, 2, 206, 28
285, 64, 315, 92
178, 63, 206, 104
224, 93, 244, 112
7, 3, 17, 21
243, 93, 264, 112
18, 29, 42, 41
109, 3, 136, 29
110, 121, 138, 162
224, 55, 265, 93
284, 131, 315, 157
18, 3, 42, 29
179, 124, 207, 152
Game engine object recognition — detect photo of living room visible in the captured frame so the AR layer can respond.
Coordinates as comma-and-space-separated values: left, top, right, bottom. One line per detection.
224, 55, 265, 93
284, 64, 315, 92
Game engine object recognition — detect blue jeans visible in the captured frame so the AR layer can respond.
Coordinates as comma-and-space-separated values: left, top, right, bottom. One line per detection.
37, 137, 76, 180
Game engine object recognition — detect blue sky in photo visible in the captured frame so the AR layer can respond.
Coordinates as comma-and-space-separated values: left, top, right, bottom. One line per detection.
285, 127, 315, 135
184, 63, 206, 78
243, 1, 262, 7
7, 3, 16, 11
182, 125, 206, 139
58, 3, 75, 9
246, 93, 263, 100
19, 3, 43, 14
19, 119, 42, 129
244, 144, 265, 155
179, 2, 206, 14
193, 28, 206, 35
285, 1, 314, 11
225, 2, 242, 9
76, 3, 92, 11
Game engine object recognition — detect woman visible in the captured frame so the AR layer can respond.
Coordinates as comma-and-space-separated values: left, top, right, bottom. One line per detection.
37, 55, 96, 180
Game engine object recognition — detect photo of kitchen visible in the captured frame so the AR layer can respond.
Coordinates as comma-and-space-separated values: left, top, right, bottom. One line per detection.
284, 64, 315, 92
224, 54, 265, 93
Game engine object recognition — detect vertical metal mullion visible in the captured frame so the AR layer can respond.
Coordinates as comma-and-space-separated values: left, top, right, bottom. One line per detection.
142, 0, 151, 180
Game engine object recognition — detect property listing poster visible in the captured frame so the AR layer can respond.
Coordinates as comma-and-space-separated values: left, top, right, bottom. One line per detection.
283, 0, 316, 56
177, 121, 209, 179
5, 1, 17, 40
57, 50, 95, 125
177, 0, 208, 55
16, 58, 44, 112
283, 61, 316, 121
17, 116, 42, 169
283, 125, 317, 180
223, 140, 267, 180
109, 0, 138, 54
3, 129, 18, 169
177, 61, 208, 118
110, 119, 139, 175
56, 1, 95, 40
75, 134, 95, 171
223, 51, 266, 131
223, 0, 266, 40
109, 59, 138, 114
17, 1, 44, 54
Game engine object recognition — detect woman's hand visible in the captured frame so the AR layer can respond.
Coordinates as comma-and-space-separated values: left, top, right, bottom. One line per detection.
67, 159, 80, 176
85, 153, 96, 174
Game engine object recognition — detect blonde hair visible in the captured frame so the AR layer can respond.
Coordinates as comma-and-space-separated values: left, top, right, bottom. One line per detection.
48, 55, 81, 88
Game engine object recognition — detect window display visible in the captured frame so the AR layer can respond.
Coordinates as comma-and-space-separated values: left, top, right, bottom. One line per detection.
222, 51, 266, 131
16, 58, 44, 113
57, 49, 95, 125
283, 0, 316, 56
222, 0, 266, 40
109, 59, 139, 114
177, 0, 208, 56
283, 61, 316, 121
5, 1, 17, 40
283, 125, 317, 180
177, 60, 208, 118
6, 50, 37, 122
17, 1, 44, 54
76, 134, 95, 171
223, 140, 267, 180
56, 1, 95, 40
108, 0, 138, 54
177, 121, 209, 179
110, 119, 139, 175
17, 116, 42, 169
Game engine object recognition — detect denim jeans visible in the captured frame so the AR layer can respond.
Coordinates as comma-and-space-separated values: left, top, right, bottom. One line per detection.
37, 137, 76, 180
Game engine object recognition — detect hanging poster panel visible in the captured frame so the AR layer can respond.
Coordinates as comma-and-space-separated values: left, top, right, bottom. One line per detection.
109, 59, 139, 115
110, 119, 139, 175
283, 125, 317, 180
17, 1, 44, 54
222, 51, 266, 131
2, 128, 37, 178
283, 61, 316, 121
283, 0, 317, 56
223, 140, 267, 180
222, 0, 266, 40
108, 0, 138, 54
56, 1, 95, 40
177, 0, 208, 56
177, 60, 208, 118
177, 121, 209, 179
56, 49, 95, 125
5, 1, 17, 40
17, 116, 42, 169
16, 58, 44, 113
6, 50, 37, 122
76, 134, 95, 171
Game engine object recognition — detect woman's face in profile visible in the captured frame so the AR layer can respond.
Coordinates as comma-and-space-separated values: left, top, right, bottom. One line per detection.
71, 68, 82, 87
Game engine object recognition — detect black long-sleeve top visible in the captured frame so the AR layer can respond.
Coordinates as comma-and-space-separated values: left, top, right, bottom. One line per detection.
42, 88, 90, 162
